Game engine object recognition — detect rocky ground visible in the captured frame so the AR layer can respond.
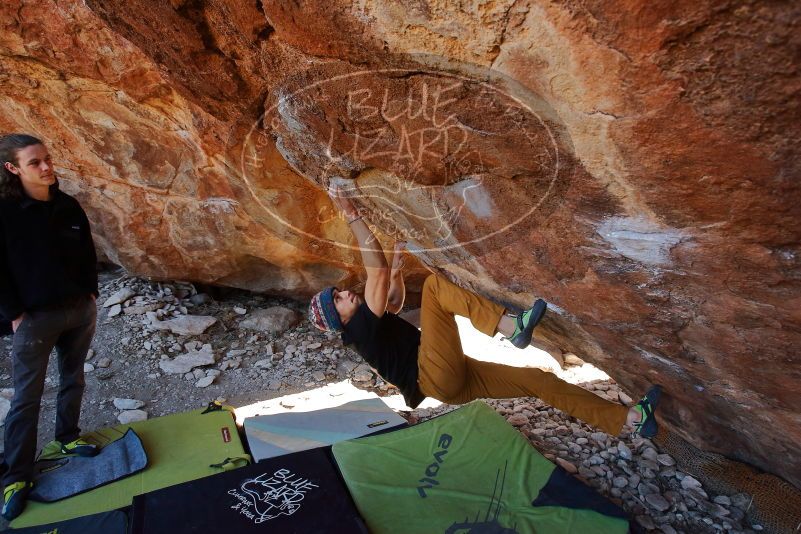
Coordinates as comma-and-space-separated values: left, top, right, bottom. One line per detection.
0, 269, 765, 533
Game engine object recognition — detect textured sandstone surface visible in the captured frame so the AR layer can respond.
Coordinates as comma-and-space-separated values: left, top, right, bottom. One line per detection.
0, 1, 799, 487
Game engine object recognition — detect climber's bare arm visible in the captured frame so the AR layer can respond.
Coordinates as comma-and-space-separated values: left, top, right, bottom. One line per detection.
328, 184, 389, 317
386, 242, 406, 315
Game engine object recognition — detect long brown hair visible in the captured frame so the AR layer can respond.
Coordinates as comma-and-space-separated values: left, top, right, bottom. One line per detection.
0, 133, 44, 199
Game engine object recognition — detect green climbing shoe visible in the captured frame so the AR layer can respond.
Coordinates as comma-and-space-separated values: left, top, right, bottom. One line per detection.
633, 385, 662, 438
2, 480, 32, 521
60, 437, 99, 457
509, 299, 547, 349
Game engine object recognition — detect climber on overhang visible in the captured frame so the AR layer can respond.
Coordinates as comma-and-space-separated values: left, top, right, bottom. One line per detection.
308, 183, 662, 439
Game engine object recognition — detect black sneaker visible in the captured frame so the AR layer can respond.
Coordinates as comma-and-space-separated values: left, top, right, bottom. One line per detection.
509, 299, 547, 349
633, 385, 662, 438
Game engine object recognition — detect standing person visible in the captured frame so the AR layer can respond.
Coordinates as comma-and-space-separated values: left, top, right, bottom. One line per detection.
309, 184, 661, 441
0, 134, 99, 520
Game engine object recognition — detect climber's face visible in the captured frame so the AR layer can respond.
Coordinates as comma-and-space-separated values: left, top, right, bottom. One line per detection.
334, 289, 361, 324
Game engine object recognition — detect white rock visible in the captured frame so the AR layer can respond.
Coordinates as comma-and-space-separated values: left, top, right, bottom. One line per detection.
108, 304, 122, 318
118, 410, 148, 424
641, 447, 658, 461
103, 288, 137, 308
681, 475, 703, 490
713, 495, 731, 506
657, 453, 676, 466
0, 397, 10, 426
113, 398, 145, 410
233, 307, 247, 315
239, 307, 301, 334
151, 315, 217, 336
307, 342, 322, 350
613, 476, 628, 488
96, 358, 111, 368
159, 344, 216, 374
143, 341, 152, 351
645, 493, 670, 512
590, 432, 608, 444
590, 465, 605, 477
617, 441, 633, 460
195, 376, 215, 388
84, 363, 95, 372
254, 359, 272, 369
0, 388, 14, 400
123, 303, 163, 316
618, 391, 633, 405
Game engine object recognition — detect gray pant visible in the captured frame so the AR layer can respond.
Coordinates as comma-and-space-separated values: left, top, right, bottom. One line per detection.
3, 294, 96, 485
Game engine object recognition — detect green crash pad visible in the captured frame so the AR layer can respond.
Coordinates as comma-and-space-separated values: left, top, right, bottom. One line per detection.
332, 401, 629, 534
12, 407, 246, 528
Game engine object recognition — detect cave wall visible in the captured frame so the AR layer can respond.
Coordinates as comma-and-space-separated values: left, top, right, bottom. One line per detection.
0, 0, 799, 486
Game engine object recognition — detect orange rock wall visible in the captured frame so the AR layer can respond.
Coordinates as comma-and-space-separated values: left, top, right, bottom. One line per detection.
1, 0, 799, 486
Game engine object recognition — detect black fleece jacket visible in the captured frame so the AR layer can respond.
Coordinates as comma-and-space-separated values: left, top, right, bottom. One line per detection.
0, 185, 98, 320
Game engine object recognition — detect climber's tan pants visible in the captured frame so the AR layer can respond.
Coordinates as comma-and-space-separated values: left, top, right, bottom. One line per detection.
416, 274, 629, 435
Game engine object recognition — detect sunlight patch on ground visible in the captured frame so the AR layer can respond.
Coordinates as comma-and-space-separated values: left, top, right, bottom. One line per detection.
235, 316, 612, 419
234, 381, 373, 423
454, 316, 611, 384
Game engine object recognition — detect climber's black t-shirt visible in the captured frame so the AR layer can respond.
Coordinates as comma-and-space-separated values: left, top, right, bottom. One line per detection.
341, 303, 425, 409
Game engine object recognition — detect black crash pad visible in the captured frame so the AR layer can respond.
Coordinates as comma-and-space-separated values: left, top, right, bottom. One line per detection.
130, 447, 367, 534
